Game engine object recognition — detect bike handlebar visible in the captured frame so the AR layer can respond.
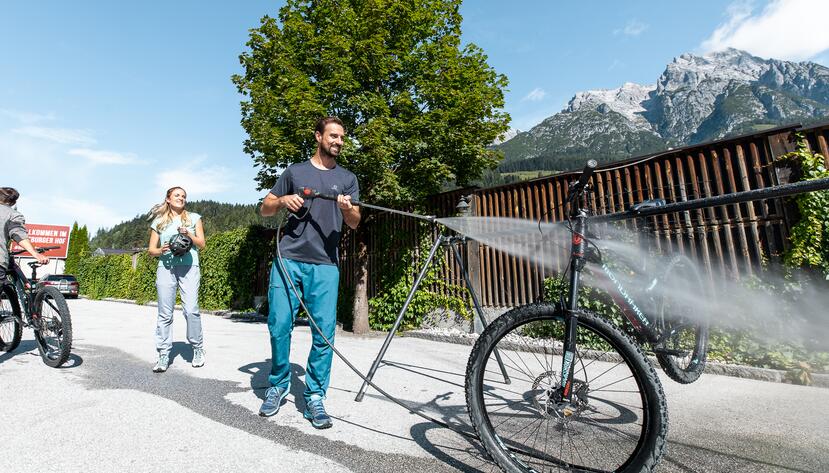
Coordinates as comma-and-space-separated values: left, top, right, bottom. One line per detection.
577, 159, 597, 189
568, 159, 598, 202
10, 245, 60, 256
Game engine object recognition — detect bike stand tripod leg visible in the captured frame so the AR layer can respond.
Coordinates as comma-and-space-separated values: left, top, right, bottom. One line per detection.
354, 232, 445, 402
448, 240, 510, 384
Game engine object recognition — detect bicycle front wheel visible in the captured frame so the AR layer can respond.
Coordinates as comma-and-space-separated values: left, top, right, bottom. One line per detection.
33, 286, 73, 367
0, 284, 22, 352
466, 303, 668, 473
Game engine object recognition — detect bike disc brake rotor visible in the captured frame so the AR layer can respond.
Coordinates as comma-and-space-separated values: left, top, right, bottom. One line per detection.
531, 370, 589, 421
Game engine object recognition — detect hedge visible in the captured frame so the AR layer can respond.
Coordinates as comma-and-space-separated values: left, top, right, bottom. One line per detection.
77, 225, 275, 311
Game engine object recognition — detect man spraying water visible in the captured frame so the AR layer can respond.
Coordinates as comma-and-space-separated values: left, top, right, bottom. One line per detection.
258, 116, 361, 429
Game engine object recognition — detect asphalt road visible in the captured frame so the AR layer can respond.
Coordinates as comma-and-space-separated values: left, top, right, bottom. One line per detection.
2, 299, 827, 473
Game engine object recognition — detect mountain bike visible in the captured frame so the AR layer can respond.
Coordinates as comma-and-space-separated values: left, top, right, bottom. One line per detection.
465, 161, 683, 472
0, 246, 73, 367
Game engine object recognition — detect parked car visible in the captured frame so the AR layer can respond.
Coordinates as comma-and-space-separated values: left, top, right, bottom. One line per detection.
38, 274, 80, 298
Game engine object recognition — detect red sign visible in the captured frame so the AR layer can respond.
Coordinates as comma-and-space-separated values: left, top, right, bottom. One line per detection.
9, 224, 71, 258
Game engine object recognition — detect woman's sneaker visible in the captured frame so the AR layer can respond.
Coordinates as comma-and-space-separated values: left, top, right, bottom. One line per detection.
152, 354, 170, 373
192, 348, 205, 368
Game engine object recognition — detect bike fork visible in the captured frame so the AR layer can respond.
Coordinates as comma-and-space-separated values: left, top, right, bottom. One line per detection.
559, 210, 589, 400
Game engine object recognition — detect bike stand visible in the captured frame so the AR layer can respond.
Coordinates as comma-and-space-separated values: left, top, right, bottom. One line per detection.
354, 230, 511, 402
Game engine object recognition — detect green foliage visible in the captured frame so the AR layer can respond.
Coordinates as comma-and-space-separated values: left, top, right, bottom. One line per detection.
65, 222, 91, 275
90, 201, 266, 250
777, 133, 829, 278
368, 225, 470, 331
77, 225, 275, 311
199, 225, 275, 311
233, 0, 510, 204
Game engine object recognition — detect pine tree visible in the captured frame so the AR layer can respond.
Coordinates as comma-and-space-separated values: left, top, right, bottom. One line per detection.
65, 222, 91, 275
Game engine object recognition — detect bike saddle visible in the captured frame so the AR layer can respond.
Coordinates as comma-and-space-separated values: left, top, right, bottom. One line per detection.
630, 199, 666, 213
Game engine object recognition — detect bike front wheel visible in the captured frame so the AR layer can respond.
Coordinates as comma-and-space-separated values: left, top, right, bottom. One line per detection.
33, 286, 73, 367
466, 303, 668, 473
0, 284, 22, 352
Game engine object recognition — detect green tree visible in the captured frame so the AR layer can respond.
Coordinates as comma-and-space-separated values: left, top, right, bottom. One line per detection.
233, 0, 510, 332
65, 222, 91, 275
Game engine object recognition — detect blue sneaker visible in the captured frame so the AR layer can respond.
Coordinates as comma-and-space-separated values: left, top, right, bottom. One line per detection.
259, 386, 289, 417
303, 397, 333, 429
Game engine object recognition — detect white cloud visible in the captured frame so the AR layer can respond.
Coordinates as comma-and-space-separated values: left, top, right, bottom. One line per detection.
0, 109, 56, 124
12, 126, 96, 145
522, 87, 547, 102
701, 0, 829, 60
155, 157, 233, 197
69, 148, 141, 165
614, 19, 648, 37
16, 195, 128, 234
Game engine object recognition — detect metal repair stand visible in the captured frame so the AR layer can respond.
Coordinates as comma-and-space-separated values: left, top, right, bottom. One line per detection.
354, 228, 511, 402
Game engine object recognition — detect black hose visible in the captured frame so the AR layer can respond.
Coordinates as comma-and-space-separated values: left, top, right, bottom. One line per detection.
273, 211, 477, 439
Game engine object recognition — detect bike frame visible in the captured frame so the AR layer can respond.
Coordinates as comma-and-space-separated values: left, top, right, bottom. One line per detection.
558, 190, 661, 399
7, 252, 40, 323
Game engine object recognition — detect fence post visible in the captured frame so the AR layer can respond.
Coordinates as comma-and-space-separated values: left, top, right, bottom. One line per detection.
461, 194, 485, 332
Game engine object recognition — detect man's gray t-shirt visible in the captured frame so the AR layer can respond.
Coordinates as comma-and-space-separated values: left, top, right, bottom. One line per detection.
270, 160, 359, 266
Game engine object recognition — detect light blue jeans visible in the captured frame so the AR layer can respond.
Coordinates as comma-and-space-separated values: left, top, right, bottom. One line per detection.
155, 265, 203, 356
268, 258, 339, 403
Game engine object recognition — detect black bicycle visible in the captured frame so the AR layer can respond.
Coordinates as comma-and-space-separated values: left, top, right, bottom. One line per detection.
0, 246, 73, 367
465, 161, 689, 472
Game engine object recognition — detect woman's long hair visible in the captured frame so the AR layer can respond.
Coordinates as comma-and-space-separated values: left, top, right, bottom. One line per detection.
149, 187, 191, 232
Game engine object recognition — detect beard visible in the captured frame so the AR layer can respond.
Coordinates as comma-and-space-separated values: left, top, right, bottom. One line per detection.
320, 141, 341, 159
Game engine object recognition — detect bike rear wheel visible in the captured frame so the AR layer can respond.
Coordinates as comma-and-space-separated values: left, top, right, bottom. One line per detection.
654, 255, 709, 384
33, 286, 73, 367
0, 284, 22, 352
466, 303, 668, 473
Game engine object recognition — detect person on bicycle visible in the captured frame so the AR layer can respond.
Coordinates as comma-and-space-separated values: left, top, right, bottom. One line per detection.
147, 186, 206, 373
258, 116, 360, 429
1, 188, 49, 284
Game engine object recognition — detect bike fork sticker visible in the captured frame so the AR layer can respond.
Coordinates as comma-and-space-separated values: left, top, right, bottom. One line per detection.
561, 350, 575, 392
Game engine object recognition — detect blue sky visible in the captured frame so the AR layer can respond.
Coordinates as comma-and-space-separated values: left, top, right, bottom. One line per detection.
3, 0, 829, 235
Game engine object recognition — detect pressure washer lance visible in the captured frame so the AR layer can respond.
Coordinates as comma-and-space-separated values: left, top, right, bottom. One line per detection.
299, 187, 438, 222
273, 193, 476, 441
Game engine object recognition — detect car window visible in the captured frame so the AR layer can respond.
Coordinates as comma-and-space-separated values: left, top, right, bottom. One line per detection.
45, 275, 77, 282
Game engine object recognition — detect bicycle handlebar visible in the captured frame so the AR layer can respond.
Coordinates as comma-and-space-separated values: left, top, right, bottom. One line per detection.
10, 245, 60, 256
576, 159, 597, 189
567, 159, 598, 203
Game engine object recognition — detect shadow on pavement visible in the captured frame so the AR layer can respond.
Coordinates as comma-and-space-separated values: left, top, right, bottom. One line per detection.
74, 344, 478, 473
0, 339, 38, 364
239, 359, 308, 414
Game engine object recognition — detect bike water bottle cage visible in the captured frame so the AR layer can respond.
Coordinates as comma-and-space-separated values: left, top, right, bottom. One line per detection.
168, 233, 193, 256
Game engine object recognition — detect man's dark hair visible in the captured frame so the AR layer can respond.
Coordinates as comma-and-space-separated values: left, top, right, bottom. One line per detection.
0, 187, 20, 206
315, 116, 345, 135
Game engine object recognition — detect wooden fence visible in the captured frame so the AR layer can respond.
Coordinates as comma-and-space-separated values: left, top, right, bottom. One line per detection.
337, 121, 829, 308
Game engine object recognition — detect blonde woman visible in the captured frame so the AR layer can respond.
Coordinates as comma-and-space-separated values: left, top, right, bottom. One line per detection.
147, 186, 206, 372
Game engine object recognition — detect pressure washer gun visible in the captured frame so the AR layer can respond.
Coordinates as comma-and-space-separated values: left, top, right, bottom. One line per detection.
300, 187, 363, 206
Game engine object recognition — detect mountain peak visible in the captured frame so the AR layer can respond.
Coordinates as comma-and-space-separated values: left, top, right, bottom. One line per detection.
497, 49, 829, 173
566, 82, 655, 126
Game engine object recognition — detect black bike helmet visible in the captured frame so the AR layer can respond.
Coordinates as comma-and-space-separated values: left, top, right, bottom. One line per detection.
169, 233, 193, 256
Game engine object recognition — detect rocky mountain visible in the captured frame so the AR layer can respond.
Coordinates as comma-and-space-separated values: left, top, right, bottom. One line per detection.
497, 48, 829, 173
